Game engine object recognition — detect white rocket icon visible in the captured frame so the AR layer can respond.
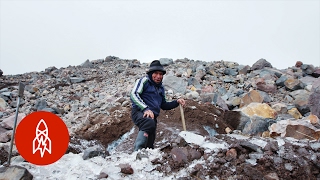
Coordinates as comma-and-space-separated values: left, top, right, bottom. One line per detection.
32, 119, 52, 157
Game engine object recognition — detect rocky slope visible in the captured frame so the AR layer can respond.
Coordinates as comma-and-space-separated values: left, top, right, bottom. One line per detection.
0, 56, 320, 179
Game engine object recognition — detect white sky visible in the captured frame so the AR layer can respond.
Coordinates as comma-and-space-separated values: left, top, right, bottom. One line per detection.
0, 0, 319, 75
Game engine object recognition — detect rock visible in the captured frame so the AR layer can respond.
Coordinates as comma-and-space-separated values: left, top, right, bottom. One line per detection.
285, 125, 320, 140
185, 91, 199, 100
0, 98, 7, 111
0, 127, 11, 142
308, 79, 320, 118
163, 75, 187, 94
1, 113, 26, 130
241, 115, 276, 135
201, 86, 214, 94
272, 103, 288, 114
240, 103, 277, 119
312, 67, 320, 78
0, 69, 3, 76
288, 108, 302, 119
70, 77, 85, 83
159, 58, 173, 66
188, 148, 202, 161
263, 172, 280, 180
276, 75, 288, 87
81, 59, 94, 68
0, 165, 33, 180
284, 78, 303, 91
238, 65, 251, 75
171, 147, 188, 165
97, 172, 108, 179
226, 148, 237, 161
256, 78, 277, 93
301, 64, 315, 75
224, 68, 238, 76
119, 163, 134, 174
251, 58, 272, 70
35, 99, 47, 111
188, 77, 201, 88
82, 145, 105, 160
44, 66, 57, 74
240, 90, 263, 108
292, 93, 310, 116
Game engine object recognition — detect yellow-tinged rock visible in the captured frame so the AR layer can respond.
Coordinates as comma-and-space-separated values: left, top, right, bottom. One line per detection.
307, 114, 319, 124
262, 131, 270, 138
190, 86, 197, 91
240, 90, 263, 108
288, 108, 302, 119
225, 127, 232, 134
241, 103, 277, 119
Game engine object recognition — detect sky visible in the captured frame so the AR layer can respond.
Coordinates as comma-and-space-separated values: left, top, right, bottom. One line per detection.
0, 0, 319, 75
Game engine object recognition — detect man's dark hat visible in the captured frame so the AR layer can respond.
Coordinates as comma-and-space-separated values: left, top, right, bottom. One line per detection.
146, 60, 166, 75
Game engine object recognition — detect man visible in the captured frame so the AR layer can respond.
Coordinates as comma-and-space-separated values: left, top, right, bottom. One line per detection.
130, 60, 185, 151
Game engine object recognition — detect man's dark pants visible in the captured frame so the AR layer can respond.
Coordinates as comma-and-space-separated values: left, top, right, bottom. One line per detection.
131, 107, 157, 149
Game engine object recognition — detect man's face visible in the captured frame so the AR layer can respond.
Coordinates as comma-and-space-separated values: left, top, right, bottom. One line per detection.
152, 71, 164, 84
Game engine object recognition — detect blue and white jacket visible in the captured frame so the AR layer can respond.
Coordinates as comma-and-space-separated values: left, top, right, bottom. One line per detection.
130, 75, 179, 117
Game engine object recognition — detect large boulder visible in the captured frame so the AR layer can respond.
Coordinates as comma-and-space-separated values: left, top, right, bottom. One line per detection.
163, 75, 187, 94
308, 79, 320, 118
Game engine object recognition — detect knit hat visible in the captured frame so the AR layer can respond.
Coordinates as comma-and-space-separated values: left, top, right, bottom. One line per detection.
146, 60, 166, 75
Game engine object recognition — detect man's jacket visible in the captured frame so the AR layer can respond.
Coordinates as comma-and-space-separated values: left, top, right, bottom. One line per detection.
130, 76, 179, 117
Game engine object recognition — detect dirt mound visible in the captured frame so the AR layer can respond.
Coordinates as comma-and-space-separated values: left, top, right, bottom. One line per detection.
73, 100, 230, 153
74, 106, 134, 148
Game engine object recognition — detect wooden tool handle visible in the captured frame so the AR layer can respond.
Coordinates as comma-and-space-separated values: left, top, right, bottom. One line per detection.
180, 104, 186, 131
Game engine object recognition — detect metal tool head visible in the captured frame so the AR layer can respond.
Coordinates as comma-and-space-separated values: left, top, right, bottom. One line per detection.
18, 82, 25, 98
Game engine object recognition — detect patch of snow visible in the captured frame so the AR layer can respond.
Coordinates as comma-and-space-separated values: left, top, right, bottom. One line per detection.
227, 134, 250, 140
202, 142, 228, 151
249, 138, 267, 148
179, 131, 205, 146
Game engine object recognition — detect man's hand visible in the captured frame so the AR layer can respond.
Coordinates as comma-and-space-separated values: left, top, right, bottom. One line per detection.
143, 109, 154, 119
177, 99, 186, 107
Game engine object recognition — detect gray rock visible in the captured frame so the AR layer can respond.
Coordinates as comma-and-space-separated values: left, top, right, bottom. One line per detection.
242, 116, 276, 136
41, 108, 57, 114
81, 59, 94, 68
0, 127, 11, 142
187, 77, 201, 89
159, 58, 174, 66
258, 90, 272, 103
82, 145, 105, 160
276, 75, 288, 87
70, 77, 85, 83
252, 58, 273, 70
0, 88, 9, 93
1, 92, 11, 98
301, 64, 315, 75
45, 66, 57, 74
163, 75, 187, 94
224, 68, 238, 76
0, 97, 7, 110
35, 99, 47, 111
309, 91, 320, 118
0, 165, 33, 180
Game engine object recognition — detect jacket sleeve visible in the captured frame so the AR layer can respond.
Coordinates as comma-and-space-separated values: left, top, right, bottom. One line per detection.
130, 77, 149, 111
160, 88, 179, 110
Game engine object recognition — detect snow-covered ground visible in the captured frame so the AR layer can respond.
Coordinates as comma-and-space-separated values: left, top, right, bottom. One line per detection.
8, 131, 282, 180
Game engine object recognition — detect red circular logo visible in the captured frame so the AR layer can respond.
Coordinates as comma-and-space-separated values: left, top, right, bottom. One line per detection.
15, 111, 69, 165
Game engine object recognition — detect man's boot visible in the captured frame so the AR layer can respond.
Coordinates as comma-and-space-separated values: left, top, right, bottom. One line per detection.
146, 132, 155, 149
134, 131, 148, 151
